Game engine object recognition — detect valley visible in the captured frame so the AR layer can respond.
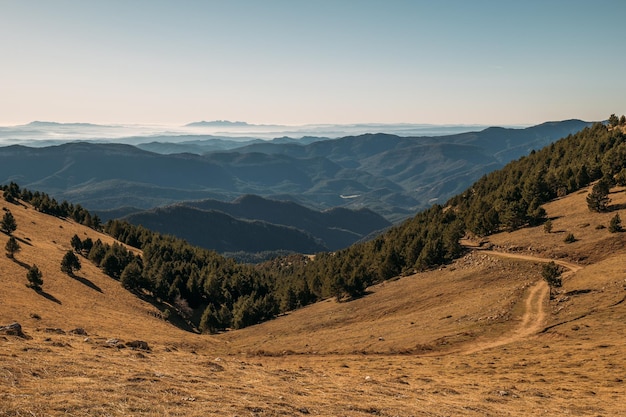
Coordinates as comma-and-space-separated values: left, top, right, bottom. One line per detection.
1, 183, 624, 416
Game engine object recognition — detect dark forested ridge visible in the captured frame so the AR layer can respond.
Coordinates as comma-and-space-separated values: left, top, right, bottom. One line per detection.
120, 195, 391, 255
3, 118, 623, 334
122, 205, 329, 254
0, 119, 590, 222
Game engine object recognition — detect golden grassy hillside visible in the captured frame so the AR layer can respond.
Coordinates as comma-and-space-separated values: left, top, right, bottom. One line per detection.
1, 186, 625, 416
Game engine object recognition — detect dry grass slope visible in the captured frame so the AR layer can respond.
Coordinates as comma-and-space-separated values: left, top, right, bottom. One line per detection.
1, 187, 625, 416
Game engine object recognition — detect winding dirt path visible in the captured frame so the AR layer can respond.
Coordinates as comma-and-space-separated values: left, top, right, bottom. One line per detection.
460, 250, 581, 354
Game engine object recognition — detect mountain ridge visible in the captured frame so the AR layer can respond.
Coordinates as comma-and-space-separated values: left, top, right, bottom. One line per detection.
0, 119, 593, 222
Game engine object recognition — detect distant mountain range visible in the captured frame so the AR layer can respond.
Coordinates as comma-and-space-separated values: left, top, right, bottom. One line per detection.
0, 119, 592, 224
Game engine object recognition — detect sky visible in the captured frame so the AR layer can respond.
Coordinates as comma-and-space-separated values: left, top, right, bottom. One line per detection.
1, 0, 625, 127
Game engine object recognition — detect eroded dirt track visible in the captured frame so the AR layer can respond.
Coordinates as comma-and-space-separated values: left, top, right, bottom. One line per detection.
459, 249, 580, 354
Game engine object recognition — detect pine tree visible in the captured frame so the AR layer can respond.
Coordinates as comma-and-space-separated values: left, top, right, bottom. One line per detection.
70, 234, 83, 253
609, 213, 622, 233
26, 265, 43, 291
1, 210, 17, 235
586, 179, 610, 212
61, 250, 81, 275
5, 236, 20, 258
542, 261, 562, 299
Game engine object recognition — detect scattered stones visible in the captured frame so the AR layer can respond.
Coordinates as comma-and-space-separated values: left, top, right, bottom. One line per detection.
105, 338, 122, 348
125, 340, 150, 351
69, 328, 88, 336
43, 328, 66, 335
0, 322, 26, 338
206, 362, 225, 372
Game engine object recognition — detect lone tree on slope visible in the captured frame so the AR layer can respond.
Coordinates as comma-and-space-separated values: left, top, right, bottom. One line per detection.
5, 236, 20, 258
26, 265, 43, 291
61, 250, 81, 275
609, 213, 622, 233
542, 261, 562, 299
1, 210, 17, 235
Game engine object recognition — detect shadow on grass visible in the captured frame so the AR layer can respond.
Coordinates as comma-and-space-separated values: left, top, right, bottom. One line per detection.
610, 202, 626, 211
132, 290, 198, 333
11, 257, 31, 269
37, 290, 62, 305
15, 236, 33, 246
69, 273, 103, 293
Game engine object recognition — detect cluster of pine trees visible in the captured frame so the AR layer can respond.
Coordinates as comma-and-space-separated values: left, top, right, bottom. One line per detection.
3, 118, 625, 332
2, 182, 101, 229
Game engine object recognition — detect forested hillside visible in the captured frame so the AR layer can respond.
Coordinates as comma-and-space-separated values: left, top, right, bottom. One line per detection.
3, 118, 624, 333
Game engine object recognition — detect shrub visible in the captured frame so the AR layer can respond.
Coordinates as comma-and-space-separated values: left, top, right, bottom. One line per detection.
543, 220, 553, 234
564, 233, 576, 243
608, 213, 622, 233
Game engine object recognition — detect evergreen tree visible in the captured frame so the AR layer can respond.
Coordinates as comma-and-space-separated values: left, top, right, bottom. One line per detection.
61, 250, 81, 275
26, 265, 43, 291
542, 261, 562, 299
609, 213, 622, 233
199, 304, 220, 334
120, 260, 143, 290
586, 179, 610, 212
5, 236, 20, 258
543, 219, 553, 234
81, 237, 94, 255
1, 210, 17, 235
70, 234, 83, 253
608, 113, 619, 127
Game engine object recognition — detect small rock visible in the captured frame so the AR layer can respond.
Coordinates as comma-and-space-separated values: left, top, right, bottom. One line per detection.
69, 328, 88, 336
364, 375, 372, 381
106, 338, 121, 346
125, 340, 150, 351
0, 323, 26, 338
44, 328, 66, 335
84, 337, 91, 343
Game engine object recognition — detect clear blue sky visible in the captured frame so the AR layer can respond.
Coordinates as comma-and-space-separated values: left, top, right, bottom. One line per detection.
1, 0, 624, 126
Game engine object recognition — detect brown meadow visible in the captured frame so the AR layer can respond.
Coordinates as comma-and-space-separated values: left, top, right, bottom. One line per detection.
1, 185, 625, 416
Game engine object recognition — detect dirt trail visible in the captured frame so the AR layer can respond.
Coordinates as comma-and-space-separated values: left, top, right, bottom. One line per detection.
459, 250, 580, 354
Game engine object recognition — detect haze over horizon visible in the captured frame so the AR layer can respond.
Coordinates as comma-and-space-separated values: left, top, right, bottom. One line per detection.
1, 1, 625, 127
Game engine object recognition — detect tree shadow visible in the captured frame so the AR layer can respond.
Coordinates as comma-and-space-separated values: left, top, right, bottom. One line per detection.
15, 236, 33, 247
131, 290, 198, 333
610, 202, 626, 211
10, 257, 31, 270
69, 273, 103, 293
36, 290, 62, 305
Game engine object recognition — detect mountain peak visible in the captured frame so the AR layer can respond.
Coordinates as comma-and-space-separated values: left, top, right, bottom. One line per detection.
185, 120, 250, 128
